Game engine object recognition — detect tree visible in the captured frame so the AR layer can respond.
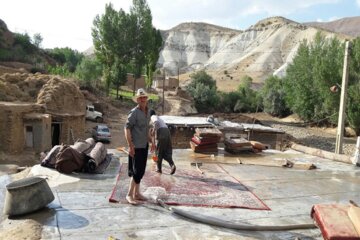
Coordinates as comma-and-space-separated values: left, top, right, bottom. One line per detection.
145, 28, 163, 88
238, 75, 252, 90
47, 47, 84, 72
32, 33, 43, 48
111, 58, 128, 99
261, 75, 290, 117
92, 1, 161, 94
75, 56, 103, 89
218, 91, 242, 113
283, 40, 316, 121
129, 0, 154, 89
347, 82, 360, 135
347, 37, 360, 134
92, 3, 132, 95
283, 33, 343, 124
234, 76, 260, 113
281, 32, 360, 130
186, 70, 219, 112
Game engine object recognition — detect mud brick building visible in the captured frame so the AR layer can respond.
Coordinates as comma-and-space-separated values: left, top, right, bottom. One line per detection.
160, 116, 285, 150
0, 73, 85, 154
160, 115, 214, 148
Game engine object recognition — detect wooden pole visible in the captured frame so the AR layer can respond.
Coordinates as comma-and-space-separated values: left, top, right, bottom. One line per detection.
335, 41, 351, 154
132, 74, 136, 96
162, 69, 165, 114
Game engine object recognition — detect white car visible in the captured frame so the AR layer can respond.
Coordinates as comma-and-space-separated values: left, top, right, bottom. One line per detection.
92, 124, 111, 142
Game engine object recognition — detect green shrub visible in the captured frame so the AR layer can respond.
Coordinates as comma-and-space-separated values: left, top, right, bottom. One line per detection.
186, 70, 219, 112
261, 76, 290, 117
347, 82, 360, 135
0, 48, 12, 61
218, 91, 242, 113
13, 33, 35, 54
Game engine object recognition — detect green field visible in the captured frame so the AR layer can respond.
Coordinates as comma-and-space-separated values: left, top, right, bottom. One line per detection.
109, 88, 159, 101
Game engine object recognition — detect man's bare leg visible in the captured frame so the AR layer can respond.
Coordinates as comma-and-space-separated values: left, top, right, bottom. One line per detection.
126, 178, 137, 205
134, 183, 147, 201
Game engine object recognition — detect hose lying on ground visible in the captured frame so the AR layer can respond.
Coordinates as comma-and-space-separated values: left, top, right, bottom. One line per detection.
156, 199, 316, 231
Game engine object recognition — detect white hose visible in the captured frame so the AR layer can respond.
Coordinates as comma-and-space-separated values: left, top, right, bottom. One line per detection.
157, 199, 316, 231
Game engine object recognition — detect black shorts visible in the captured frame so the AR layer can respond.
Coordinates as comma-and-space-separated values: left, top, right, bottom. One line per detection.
128, 145, 148, 184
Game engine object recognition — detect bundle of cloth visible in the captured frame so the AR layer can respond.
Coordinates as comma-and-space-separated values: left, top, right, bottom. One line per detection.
40, 138, 108, 174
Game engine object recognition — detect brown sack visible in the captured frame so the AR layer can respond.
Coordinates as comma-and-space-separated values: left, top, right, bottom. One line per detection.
55, 145, 86, 174
250, 141, 268, 150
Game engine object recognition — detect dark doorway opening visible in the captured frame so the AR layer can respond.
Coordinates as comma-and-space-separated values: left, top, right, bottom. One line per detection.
51, 123, 60, 146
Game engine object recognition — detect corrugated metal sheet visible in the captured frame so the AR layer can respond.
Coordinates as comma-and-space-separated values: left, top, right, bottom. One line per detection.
220, 121, 284, 133
160, 116, 284, 133
160, 115, 213, 127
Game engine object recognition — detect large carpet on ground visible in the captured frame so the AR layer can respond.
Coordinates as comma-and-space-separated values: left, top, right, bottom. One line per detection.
109, 163, 270, 210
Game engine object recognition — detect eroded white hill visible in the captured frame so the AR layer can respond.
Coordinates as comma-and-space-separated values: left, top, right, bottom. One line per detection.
159, 17, 349, 91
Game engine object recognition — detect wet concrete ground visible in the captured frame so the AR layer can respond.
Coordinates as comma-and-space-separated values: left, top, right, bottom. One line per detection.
1, 148, 360, 239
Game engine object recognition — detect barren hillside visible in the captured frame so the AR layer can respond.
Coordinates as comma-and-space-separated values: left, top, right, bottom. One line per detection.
82, 16, 356, 92
305, 16, 360, 38
159, 17, 351, 92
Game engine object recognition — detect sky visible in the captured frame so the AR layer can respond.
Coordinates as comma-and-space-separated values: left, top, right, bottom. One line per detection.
1, 0, 359, 52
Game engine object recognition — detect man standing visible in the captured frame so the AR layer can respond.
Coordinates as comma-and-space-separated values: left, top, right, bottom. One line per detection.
124, 88, 153, 205
149, 109, 176, 175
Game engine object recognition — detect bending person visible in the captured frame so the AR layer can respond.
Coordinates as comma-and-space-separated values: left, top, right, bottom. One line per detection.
150, 109, 176, 175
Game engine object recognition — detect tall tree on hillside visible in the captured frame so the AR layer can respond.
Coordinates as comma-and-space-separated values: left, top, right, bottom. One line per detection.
92, 3, 132, 95
283, 33, 342, 124
145, 28, 163, 88
347, 37, 360, 135
75, 57, 103, 89
32, 33, 43, 48
283, 40, 316, 121
47, 47, 84, 72
111, 58, 128, 99
129, 0, 154, 91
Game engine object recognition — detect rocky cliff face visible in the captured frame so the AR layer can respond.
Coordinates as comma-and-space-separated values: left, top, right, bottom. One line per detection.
159, 17, 350, 91
159, 22, 241, 75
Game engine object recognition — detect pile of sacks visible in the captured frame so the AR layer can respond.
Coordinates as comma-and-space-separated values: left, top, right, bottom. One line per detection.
40, 138, 107, 174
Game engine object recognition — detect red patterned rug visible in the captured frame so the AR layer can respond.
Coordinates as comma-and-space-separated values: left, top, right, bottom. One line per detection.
109, 163, 270, 210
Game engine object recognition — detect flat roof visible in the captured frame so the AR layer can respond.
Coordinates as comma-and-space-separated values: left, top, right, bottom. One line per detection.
160, 115, 214, 127
220, 121, 284, 133
0, 101, 35, 106
160, 116, 284, 133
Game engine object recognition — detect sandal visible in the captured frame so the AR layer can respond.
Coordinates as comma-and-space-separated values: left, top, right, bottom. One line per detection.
170, 165, 176, 175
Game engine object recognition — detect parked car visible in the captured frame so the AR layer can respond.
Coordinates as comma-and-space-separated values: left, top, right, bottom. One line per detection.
92, 124, 111, 142
86, 105, 103, 123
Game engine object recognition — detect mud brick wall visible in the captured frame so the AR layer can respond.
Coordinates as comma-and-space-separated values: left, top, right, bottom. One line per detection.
169, 125, 196, 149
168, 126, 217, 149
247, 131, 284, 150
24, 114, 52, 153
0, 103, 45, 153
0, 107, 25, 153
54, 115, 85, 145
218, 128, 284, 150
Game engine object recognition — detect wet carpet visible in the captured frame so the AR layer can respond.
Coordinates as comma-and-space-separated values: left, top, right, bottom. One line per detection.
109, 163, 270, 210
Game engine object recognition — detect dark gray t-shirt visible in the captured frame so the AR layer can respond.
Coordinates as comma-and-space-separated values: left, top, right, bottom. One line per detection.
125, 107, 149, 148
